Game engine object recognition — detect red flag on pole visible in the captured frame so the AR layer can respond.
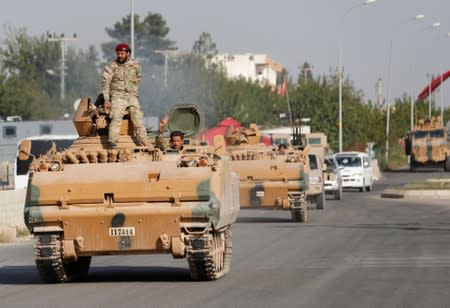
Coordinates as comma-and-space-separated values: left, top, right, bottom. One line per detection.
280, 78, 287, 97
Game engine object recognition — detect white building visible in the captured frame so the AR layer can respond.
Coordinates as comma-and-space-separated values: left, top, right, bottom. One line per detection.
210, 53, 283, 88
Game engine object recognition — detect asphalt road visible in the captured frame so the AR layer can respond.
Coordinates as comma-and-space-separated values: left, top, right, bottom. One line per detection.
1, 170, 450, 308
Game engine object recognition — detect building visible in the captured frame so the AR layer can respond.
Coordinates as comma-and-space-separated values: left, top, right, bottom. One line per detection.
209, 53, 283, 88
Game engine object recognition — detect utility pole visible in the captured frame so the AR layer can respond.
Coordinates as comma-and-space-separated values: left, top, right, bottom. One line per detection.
376, 78, 383, 109
154, 49, 179, 88
48, 33, 77, 102
130, 0, 135, 58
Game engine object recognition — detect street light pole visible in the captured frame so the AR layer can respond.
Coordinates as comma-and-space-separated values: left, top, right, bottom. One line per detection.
338, 0, 376, 153
154, 49, 179, 88
440, 64, 444, 122
427, 72, 433, 118
48, 33, 77, 102
130, 0, 135, 59
426, 22, 441, 118
385, 13, 425, 167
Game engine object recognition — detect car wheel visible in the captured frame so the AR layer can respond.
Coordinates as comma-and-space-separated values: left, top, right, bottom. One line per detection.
359, 180, 365, 192
366, 179, 373, 192
334, 182, 343, 200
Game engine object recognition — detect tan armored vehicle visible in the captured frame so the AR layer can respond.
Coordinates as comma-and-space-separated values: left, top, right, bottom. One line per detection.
223, 124, 310, 222
23, 100, 240, 282
304, 132, 327, 208
404, 116, 450, 171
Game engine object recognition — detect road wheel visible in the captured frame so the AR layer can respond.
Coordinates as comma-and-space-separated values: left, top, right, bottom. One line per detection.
410, 156, 417, 172
445, 156, 450, 171
35, 234, 90, 283
316, 192, 325, 210
291, 204, 307, 223
188, 228, 231, 281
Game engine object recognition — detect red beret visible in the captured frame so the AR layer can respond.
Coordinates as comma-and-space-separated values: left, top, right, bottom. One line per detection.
115, 43, 131, 52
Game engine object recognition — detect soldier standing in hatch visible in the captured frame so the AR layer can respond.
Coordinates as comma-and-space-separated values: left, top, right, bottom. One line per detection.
155, 115, 185, 151
102, 43, 148, 147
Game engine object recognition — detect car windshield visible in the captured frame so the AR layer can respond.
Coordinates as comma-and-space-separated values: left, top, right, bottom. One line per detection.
413, 131, 427, 138
325, 158, 336, 171
336, 155, 361, 167
429, 129, 444, 138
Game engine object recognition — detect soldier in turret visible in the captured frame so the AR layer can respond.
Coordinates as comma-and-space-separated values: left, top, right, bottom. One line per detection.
156, 115, 184, 151
102, 43, 148, 147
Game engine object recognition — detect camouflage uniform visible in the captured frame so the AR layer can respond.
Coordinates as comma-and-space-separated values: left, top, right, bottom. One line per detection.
102, 58, 147, 145
155, 132, 168, 151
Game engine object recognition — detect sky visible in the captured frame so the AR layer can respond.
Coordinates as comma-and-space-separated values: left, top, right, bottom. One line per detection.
1, 0, 450, 107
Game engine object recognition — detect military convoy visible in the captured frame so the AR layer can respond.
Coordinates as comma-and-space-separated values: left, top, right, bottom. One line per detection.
23, 99, 239, 282
404, 116, 450, 171
223, 124, 311, 222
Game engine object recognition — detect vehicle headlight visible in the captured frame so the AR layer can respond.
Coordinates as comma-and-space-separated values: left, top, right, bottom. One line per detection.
50, 161, 62, 171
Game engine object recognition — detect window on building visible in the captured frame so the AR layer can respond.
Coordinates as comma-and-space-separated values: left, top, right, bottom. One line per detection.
3, 126, 17, 138
40, 124, 53, 135
255, 64, 265, 75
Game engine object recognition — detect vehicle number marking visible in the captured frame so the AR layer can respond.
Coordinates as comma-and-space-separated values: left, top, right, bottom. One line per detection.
109, 227, 136, 237
256, 191, 265, 197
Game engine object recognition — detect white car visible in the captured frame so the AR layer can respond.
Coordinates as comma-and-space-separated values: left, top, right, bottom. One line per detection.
324, 155, 343, 200
335, 151, 373, 192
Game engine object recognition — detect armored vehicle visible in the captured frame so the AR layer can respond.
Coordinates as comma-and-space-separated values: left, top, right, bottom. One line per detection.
224, 124, 310, 222
303, 132, 327, 209
404, 116, 450, 171
23, 99, 240, 282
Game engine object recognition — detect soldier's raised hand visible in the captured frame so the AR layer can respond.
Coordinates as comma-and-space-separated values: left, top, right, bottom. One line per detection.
159, 115, 169, 132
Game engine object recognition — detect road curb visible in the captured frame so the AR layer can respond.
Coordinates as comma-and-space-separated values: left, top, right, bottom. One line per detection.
380, 189, 405, 199
381, 189, 450, 200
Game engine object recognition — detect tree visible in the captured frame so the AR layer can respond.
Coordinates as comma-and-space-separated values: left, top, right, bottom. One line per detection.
0, 27, 61, 119
192, 32, 218, 59
0, 26, 101, 119
65, 45, 101, 107
101, 12, 175, 65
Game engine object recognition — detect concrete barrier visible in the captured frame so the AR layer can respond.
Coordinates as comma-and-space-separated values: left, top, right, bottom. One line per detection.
0, 226, 16, 243
0, 189, 27, 242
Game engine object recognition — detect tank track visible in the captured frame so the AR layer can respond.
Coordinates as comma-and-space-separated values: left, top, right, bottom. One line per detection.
187, 227, 232, 281
291, 205, 307, 222
34, 233, 91, 283
34, 234, 68, 283
289, 192, 307, 222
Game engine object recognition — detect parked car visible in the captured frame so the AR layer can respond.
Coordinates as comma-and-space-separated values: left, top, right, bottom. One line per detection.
335, 151, 373, 192
324, 155, 343, 200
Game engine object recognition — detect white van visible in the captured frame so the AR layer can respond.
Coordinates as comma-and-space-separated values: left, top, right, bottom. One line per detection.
335, 151, 373, 192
